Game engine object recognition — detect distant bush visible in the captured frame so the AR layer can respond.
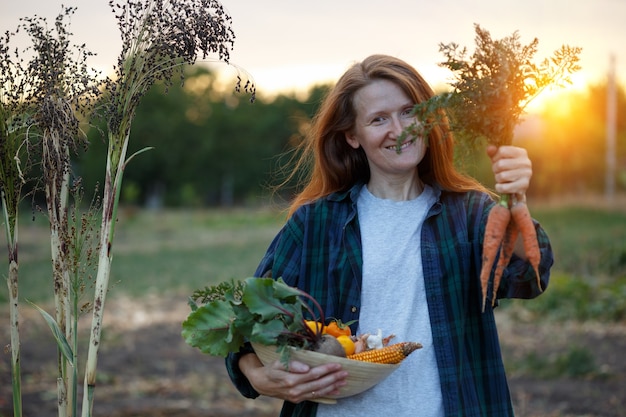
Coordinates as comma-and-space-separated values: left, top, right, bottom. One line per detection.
534, 206, 626, 279
503, 272, 626, 322
509, 345, 603, 379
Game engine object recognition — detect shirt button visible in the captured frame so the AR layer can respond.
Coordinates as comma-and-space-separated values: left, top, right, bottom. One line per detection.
351, 306, 357, 313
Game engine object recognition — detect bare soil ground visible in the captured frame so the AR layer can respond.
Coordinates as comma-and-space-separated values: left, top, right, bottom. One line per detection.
1, 294, 624, 417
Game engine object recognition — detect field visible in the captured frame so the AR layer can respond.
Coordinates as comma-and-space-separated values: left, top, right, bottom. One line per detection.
1, 200, 626, 416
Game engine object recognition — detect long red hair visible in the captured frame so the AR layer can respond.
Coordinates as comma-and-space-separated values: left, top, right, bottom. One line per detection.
286, 54, 488, 216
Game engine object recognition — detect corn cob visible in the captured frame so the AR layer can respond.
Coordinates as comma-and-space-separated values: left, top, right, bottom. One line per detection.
347, 342, 422, 364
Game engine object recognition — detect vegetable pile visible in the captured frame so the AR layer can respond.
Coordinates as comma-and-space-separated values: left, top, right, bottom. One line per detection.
405, 24, 581, 310
182, 277, 421, 364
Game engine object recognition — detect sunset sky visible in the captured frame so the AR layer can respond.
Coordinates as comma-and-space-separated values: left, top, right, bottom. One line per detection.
2, 0, 624, 100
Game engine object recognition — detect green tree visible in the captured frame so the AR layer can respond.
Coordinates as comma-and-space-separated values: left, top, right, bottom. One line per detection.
80, 67, 326, 207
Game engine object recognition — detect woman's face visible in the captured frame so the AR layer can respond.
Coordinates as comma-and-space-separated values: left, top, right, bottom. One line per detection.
345, 79, 426, 182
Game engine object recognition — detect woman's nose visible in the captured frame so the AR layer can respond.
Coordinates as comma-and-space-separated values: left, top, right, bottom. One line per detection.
389, 115, 406, 137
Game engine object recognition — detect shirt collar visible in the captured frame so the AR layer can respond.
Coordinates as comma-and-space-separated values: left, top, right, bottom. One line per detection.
327, 181, 443, 204
326, 182, 366, 204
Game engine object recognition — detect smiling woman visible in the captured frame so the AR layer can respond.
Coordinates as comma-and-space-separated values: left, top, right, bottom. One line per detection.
222, 54, 554, 417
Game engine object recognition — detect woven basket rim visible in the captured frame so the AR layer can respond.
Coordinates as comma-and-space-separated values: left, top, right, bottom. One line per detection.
251, 342, 404, 403
252, 342, 401, 366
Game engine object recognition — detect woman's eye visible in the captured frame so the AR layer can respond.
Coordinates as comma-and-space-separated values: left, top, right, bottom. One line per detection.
401, 108, 414, 117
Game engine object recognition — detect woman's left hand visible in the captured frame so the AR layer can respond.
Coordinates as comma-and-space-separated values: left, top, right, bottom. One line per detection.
487, 145, 532, 198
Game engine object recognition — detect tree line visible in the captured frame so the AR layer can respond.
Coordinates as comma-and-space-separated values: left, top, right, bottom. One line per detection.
74, 66, 326, 208
73, 66, 625, 208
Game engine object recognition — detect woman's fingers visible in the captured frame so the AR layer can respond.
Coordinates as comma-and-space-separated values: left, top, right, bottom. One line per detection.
487, 145, 532, 196
256, 360, 348, 403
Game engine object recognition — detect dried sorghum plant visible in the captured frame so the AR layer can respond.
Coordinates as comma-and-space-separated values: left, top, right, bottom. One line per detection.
82, 1, 254, 415
0, 27, 33, 417
105, 0, 255, 167
17, 7, 102, 417
1, 29, 33, 258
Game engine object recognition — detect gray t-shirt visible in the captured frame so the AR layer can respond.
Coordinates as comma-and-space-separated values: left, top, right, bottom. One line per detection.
317, 184, 443, 417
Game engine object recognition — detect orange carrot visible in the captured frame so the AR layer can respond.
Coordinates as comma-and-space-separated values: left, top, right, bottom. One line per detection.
511, 200, 542, 291
480, 200, 511, 312
491, 220, 519, 307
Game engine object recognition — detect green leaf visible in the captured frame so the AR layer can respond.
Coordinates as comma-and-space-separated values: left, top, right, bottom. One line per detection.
28, 301, 74, 365
242, 277, 300, 320
271, 277, 305, 300
250, 319, 288, 345
181, 299, 242, 357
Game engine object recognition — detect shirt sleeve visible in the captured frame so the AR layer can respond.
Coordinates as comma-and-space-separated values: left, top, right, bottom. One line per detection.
225, 342, 260, 399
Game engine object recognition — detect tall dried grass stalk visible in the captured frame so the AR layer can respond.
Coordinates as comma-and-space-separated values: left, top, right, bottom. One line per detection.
0, 28, 33, 417
18, 7, 101, 417
82, 1, 254, 416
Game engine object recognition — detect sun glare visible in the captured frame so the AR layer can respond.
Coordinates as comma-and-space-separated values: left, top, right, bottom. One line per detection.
525, 72, 588, 116
239, 64, 344, 99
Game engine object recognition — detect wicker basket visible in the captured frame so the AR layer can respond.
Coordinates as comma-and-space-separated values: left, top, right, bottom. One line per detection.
251, 343, 403, 404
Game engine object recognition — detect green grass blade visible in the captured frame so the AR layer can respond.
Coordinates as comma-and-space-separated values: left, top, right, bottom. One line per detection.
27, 300, 74, 365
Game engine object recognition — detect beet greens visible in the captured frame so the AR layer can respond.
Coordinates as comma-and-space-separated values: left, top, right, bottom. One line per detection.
183, 277, 325, 361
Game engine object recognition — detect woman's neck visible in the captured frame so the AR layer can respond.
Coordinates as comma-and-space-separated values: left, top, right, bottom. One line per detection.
366, 173, 423, 201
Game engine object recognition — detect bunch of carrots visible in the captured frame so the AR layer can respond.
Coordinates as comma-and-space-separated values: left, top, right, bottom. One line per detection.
481, 192, 540, 310
407, 25, 581, 310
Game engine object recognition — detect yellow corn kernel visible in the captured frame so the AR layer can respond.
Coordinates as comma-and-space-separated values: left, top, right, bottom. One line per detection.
347, 341, 422, 364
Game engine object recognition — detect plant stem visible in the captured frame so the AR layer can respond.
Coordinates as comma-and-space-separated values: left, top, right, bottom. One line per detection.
2, 193, 22, 417
70, 283, 78, 417
43, 130, 72, 417
8, 260, 21, 417
298, 290, 326, 325
499, 193, 511, 208
81, 131, 129, 417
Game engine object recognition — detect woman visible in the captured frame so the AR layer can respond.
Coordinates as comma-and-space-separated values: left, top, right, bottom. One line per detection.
225, 54, 553, 417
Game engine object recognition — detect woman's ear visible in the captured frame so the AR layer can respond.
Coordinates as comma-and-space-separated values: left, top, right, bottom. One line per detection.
345, 132, 360, 149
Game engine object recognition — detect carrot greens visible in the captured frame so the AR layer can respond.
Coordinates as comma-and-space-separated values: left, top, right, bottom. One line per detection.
404, 24, 581, 310
405, 24, 582, 148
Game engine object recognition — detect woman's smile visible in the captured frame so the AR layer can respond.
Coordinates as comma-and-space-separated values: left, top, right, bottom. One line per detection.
386, 139, 415, 152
